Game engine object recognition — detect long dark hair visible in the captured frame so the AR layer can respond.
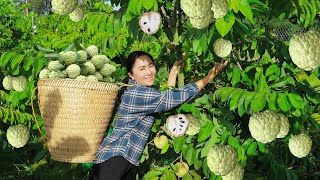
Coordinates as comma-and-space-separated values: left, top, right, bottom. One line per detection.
126, 51, 154, 73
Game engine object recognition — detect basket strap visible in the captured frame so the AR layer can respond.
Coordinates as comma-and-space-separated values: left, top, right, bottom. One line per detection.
31, 86, 48, 148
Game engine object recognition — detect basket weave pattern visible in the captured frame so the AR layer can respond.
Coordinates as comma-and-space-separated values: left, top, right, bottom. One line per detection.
38, 79, 120, 163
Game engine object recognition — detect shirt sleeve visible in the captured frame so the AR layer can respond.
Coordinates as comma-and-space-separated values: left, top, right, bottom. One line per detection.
125, 83, 200, 114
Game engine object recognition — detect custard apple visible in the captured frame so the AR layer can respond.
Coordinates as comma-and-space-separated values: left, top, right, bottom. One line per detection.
91, 55, 109, 69
12, 76, 28, 92
211, 0, 229, 18
166, 114, 189, 137
207, 145, 238, 176
59, 51, 77, 65
76, 75, 87, 81
213, 38, 233, 58
189, 13, 215, 29
249, 110, 281, 143
81, 67, 89, 76
175, 162, 189, 178
48, 60, 64, 71
48, 71, 61, 79
221, 163, 244, 180
87, 75, 98, 82
51, 0, 78, 15
2, 75, 14, 90
69, 5, 84, 22
181, 0, 213, 19
83, 61, 96, 75
66, 64, 81, 79
39, 69, 51, 79
288, 133, 312, 158
289, 30, 320, 71
86, 45, 99, 57
77, 50, 88, 62
185, 114, 201, 135
94, 72, 103, 81
154, 135, 168, 149
139, 11, 161, 35
103, 76, 115, 83
100, 63, 116, 77
6, 124, 29, 148
276, 113, 290, 138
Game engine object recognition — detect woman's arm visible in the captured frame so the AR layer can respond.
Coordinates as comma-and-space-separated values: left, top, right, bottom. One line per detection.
167, 60, 182, 87
195, 59, 229, 90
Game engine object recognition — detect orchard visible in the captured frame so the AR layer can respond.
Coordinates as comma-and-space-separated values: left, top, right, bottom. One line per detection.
0, 0, 319, 179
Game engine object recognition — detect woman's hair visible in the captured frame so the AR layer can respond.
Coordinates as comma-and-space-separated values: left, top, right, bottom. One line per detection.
126, 51, 154, 73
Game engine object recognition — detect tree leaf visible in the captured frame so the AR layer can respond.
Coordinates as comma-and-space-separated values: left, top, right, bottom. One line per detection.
228, 135, 241, 149
215, 12, 235, 37
244, 91, 256, 112
200, 129, 218, 158
277, 93, 292, 112
238, 0, 255, 24
185, 148, 194, 165
237, 94, 247, 117
247, 141, 257, 156
287, 93, 304, 109
267, 92, 278, 111
197, 122, 214, 142
144, 170, 163, 179
142, 0, 155, 10
174, 136, 186, 153
250, 92, 266, 112
229, 89, 244, 111
232, 67, 241, 87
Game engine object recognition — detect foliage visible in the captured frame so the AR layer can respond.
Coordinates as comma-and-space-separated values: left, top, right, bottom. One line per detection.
0, 0, 319, 179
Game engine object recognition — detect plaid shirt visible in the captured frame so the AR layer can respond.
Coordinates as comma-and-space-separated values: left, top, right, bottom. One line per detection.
94, 79, 199, 166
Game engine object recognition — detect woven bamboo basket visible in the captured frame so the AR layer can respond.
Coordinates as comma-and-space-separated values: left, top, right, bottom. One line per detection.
37, 79, 122, 163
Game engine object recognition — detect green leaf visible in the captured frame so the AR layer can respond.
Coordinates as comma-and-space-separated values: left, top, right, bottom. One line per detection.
258, 73, 270, 94
267, 92, 278, 111
237, 94, 246, 117
189, 170, 202, 180
174, 136, 186, 153
231, 67, 241, 87
270, 76, 295, 89
161, 140, 170, 154
11, 54, 25, 70
265, 64, 280, 82
277, 93, 292, 112
161, 170, 176, 180
228, 135, 241, 148
238, 0, 255, 24
201, 130, 218, 157
142, 0, 155, 10
230, 0, 240, 12
229, 89, 244, 111
244, 92, 256, 112
36, 45, 55, 53
23, 56, 34, 72
197, 122, 214, 142
250, 92, 266, 112
0, 52, 16, 69
247, 141, 257, 156
185, 148, 194, 165
287, 93, 304, 109
182, 173, 193, 180
215, 12, 236, 37
241, 138, 254, 150
144, 170, 163, 179
257, 142, 267, 154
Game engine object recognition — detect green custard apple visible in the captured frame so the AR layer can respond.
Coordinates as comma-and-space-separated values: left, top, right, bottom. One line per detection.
6, 124, 29, 148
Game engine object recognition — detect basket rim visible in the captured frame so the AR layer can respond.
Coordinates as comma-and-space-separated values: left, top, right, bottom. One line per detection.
38, 78, 123, 92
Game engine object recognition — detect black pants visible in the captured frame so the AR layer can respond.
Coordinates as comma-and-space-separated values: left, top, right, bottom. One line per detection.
90, 156, 133, 180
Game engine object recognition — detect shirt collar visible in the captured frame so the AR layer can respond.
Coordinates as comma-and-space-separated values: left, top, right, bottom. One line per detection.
128, 79, 140, 86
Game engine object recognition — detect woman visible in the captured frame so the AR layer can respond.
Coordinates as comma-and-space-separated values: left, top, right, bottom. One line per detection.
91, 51, 229, 180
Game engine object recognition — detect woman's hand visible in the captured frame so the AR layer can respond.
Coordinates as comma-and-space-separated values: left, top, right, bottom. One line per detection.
196, 59, 229, 90
167, 60, 183, 87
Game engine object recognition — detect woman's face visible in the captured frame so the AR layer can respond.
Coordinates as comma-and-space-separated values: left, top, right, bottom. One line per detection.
129, 55, 156, 86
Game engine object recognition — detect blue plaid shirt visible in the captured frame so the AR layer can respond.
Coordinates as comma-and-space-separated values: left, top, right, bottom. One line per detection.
94, 79, 199, 166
